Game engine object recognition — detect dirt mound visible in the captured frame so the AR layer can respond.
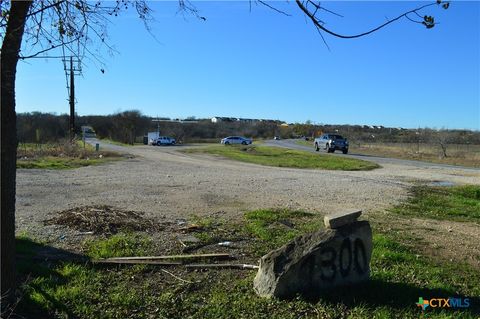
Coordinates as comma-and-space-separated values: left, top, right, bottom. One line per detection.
44, 205, 160, 235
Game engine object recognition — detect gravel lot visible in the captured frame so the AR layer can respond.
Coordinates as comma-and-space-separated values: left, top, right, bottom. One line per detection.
16, 139, 480, 243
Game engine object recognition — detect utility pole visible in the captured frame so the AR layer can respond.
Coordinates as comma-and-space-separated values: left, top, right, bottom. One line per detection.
69, 57, 75, 140
152, 118, 161, 136
63, 56, 81, 141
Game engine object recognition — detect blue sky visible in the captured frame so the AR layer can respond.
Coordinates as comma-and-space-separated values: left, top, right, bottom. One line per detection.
16, 1, 480, 130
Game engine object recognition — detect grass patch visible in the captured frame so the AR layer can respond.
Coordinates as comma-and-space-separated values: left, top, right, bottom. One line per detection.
296, 139, 314, 148
13, 235, 155, 318
188, 215, 224, 244
18, 256, 153, 318
16, 141, 121, 169
391, 185, 480, 222
371, 233, 479, 295
85, 233, 153, 259
12, 209, 479, 318
244, 209, 319, 253
184, 145, 379, 171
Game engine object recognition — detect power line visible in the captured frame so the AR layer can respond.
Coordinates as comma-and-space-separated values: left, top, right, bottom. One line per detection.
23, 52, 83, 139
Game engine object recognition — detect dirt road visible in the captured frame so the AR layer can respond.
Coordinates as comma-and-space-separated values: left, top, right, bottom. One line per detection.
16, 139, 480, 243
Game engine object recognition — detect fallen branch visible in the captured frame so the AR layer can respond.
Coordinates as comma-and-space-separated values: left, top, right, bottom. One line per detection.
178, 239, 187, 247
179, 224, 202, 232
185, 263, 259, 270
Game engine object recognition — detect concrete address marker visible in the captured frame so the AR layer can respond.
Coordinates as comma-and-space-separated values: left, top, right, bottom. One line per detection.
254, 210, 371, 299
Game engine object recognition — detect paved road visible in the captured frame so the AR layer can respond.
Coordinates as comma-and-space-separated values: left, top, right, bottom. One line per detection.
85, 138, 135, 153
264, 139, 480, 171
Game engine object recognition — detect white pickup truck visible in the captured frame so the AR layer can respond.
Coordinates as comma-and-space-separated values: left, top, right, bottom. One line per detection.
154, 136, 176, 146
314, 134, 349, 154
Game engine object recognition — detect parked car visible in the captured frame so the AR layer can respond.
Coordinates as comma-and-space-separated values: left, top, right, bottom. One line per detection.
154, 136, 176, 146
314, 134, 349, 154
273, 136, 281, 140
221, 136, 252, 145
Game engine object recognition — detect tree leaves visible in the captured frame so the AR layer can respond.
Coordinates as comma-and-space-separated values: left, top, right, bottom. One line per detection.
437, 0, 450, 10
423, 15, 435, 29
58, 19, 65, 35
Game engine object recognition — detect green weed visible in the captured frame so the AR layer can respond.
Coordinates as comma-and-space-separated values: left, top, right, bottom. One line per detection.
391, 185, 480, 222
184, 145, 380, 171
85, 233, 152, 259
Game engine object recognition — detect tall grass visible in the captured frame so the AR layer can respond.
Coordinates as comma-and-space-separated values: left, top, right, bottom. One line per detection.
16, 140, 120, 169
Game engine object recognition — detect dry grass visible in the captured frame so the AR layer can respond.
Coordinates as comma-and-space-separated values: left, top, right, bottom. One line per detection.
350, 142, 480, 167
16, 141, 121, 169
17, 141, 118, 159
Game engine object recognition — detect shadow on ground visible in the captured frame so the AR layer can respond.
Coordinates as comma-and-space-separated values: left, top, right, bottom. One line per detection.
307, 279, 479, 316
4, 237, 87, 318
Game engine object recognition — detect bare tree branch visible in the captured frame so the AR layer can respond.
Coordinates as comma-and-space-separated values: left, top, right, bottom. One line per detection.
405, 13, 424, 25
8, 0, 159, 66
296, 0, 442, 39
315, 25, 330, 51
19, 36, 79, 59
26, 0, 66, 18
306, 0, 344, 18
257, 0, 291, 17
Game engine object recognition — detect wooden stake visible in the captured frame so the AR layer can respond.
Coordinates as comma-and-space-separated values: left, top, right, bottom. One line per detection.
93, 253, 231, 263
92, 259, 181, 265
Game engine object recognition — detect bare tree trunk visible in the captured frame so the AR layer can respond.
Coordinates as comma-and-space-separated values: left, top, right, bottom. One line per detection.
439, 142, 448, 158
1, 0, 32, 308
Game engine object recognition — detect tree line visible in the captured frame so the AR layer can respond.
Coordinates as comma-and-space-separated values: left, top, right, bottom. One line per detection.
17, 111, 480, 147
17, 111, 283, 144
